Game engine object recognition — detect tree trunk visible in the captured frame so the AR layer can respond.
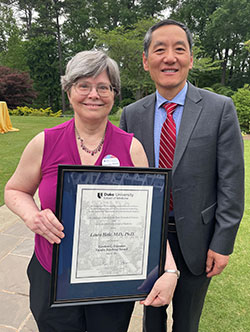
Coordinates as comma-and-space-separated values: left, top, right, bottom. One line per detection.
221, 48, 229, 86
54, 1, 66, 113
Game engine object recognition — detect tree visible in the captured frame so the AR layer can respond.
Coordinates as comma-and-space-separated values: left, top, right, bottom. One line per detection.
87, 0, 167, 30
25, 36, 62, 111
167, 0, 219, 36
0, 66, 37, 108
204, 0, 250, 86
167, 0, 250, 89
0, 29, 28, 71
0, 0, 37, 35
0, 0, 173, 110
0, 3, 18, 52
62, 0, 168, 56
139, 0, 169, 18
1, 0, 67, 111
92, 18, 157, 101
188, 40, 221, 87
0, 4, 28, 71
62, 0, 94, 56
51, 0, 66, 112
39, 0, 67, 112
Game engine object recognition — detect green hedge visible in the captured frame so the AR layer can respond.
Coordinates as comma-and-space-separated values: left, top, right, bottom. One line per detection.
232, 85, 250, 134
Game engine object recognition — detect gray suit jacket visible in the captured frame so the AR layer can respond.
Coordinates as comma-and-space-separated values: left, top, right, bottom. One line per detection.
120, 82, 244, 275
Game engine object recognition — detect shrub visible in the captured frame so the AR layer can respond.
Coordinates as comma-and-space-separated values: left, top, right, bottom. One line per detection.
0, 66, 37, 108
109, 108, 122, 122
9, 106, 62, 117
232, 84, 250, 133
203, 84, 235, 97
119, 98, 136, 108
211, 83, 234, 97
202, 87, 215, 93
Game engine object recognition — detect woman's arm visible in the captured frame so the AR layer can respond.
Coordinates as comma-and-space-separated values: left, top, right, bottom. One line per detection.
4, 132, 64, 244
130, 137, 149, 167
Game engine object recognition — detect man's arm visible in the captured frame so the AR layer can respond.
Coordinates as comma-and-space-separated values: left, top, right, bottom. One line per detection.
207, 97, 244, 276
141, 241, 178, 307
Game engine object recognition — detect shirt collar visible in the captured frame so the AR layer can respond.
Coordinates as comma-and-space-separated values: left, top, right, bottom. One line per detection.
156, 82, 188, 109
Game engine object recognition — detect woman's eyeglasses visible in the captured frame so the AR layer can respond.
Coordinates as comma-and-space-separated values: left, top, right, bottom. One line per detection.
73, 82, 116, 97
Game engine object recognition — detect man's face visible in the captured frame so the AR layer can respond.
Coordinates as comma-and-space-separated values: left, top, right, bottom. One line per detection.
143, 24, 193, 100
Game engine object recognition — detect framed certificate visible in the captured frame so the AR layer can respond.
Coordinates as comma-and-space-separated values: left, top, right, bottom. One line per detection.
50, 165, 171, 307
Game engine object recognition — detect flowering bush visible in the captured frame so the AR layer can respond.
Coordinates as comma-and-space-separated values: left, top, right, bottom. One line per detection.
9, 106, 62, 117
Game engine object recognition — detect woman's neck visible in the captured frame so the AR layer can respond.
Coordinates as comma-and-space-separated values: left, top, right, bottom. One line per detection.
74, 116, 108, 165
74, 115, 108, 139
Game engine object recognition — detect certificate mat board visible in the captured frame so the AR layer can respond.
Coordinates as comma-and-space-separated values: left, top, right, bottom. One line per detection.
50, 165, 171, 307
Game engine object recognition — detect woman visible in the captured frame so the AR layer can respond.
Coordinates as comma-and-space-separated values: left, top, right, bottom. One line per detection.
4, 50, 177, 332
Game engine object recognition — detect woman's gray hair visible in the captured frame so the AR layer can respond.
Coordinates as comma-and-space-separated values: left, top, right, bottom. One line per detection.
61, 50, 121, 95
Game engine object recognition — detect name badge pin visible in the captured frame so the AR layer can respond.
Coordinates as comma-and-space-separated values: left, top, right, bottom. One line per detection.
102, 154, 120, 167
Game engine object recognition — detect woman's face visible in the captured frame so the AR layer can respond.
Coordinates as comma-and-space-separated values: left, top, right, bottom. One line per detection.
68, 70, 115, 123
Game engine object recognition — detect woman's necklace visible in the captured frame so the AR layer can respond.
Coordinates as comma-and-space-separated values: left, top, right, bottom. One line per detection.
75, 127, 105, 156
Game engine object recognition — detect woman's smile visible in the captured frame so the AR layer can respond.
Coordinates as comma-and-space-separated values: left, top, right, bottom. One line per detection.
82, 102, 105, 109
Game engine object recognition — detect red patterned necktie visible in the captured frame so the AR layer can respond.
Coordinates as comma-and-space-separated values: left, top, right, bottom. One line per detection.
159, 102, 178, 210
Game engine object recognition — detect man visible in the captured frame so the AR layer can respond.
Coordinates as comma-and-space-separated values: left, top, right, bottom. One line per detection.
120, 19, 244, 332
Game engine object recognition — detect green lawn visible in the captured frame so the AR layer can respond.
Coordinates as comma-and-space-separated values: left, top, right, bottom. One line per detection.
0, 115, 119, 205
0, 116, 71, 205
0, 116, 249, 331
199, 139, 250, 332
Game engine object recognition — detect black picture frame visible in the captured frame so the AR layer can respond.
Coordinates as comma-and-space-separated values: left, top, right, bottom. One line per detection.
50, 165, 171, 307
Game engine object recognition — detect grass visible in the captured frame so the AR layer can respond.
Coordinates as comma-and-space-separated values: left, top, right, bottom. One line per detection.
0, 115, 119, 205
0, 116, 249, 331
199, 140, 250, 331
0, 116, 70, 205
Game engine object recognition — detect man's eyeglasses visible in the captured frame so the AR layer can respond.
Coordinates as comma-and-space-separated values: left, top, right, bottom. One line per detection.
73, 81, 116, 97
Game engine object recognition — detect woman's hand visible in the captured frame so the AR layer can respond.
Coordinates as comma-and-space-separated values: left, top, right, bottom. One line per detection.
140, 272, 177, 307
4, 132, 65, 244
25, 208, 65, 244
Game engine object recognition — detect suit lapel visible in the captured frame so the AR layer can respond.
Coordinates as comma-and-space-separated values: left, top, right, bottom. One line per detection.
140, 94, 156, 167
173, 83, 203, 174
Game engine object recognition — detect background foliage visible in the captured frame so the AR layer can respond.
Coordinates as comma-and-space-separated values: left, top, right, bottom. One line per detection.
0, 66, 37, 108
232, 85, 250, 133
0, 0, 249, 131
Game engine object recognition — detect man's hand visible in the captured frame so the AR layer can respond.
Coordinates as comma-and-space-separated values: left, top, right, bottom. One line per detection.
140, 272, 177, 307
206, 249, 229, 278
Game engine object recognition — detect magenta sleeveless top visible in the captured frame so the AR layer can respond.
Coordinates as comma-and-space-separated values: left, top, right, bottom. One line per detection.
36, 118, 134, 272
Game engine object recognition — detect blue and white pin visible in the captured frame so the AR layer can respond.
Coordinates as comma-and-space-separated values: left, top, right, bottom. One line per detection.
102, 154, 120, 166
